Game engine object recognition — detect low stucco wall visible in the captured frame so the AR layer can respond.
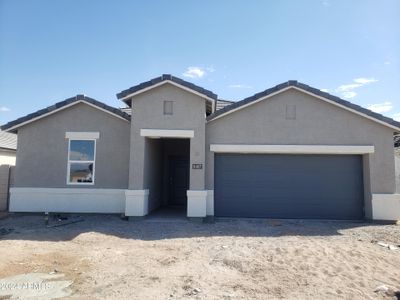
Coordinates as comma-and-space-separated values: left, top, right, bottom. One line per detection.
10, 188, 126, 213
372, 194, 400, 220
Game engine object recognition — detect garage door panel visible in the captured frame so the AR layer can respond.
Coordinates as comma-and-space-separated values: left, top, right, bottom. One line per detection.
215, 154, 364, 219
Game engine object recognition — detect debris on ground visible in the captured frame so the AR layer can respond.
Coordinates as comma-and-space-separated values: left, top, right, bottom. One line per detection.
376, 241, 400, 250
185, 287, 202, 296
374, 284, 400, 299
46, 215, 84, 228
375, 285, 390, 293
378, 241, 390, 247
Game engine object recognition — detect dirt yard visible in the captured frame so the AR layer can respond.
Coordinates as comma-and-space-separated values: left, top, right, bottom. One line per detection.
0, 214, 399, 300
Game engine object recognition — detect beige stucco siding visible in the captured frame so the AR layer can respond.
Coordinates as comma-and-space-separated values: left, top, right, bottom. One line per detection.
129, 83, 206, 191
14, 103, 130, 189
206, 89, 396, 198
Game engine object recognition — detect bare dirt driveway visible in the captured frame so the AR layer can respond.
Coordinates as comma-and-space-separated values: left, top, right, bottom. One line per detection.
0, 214, 399, 300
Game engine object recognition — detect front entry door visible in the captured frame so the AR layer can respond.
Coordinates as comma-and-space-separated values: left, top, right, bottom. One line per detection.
169, 156, 189, 206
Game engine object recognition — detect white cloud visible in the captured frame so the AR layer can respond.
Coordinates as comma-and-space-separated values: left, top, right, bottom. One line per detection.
182, 67, 205, 79
341, 91, 357, 99
320, 89, 329, 93
228, 84, 252, 89
384, 61, 391, 65
0, 106, 10, 112
367, 101, 393, 113
335, 77, 378, 99
353, 78, 378, 85
337, 83, 362, 92
392, 113, 400, 121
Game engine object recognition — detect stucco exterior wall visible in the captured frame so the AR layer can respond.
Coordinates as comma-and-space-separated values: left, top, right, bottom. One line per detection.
205, 89, 396, 202
129, 83, 206, 190
14, 103, 130, 189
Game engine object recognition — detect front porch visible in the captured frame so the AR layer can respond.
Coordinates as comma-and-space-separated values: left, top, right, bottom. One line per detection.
125, 136, 208, 219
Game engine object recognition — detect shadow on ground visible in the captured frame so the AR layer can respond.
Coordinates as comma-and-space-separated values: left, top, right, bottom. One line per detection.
0, 213, 385, 242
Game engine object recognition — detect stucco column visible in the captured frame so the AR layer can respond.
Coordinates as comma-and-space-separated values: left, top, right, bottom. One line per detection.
126, 127, 149, 217
129, 132, 145, 189
189, 132, 205, 190
187, 123, 206, 218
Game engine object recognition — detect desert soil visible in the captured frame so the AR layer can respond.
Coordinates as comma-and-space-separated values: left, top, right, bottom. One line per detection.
0, 214, 399, 299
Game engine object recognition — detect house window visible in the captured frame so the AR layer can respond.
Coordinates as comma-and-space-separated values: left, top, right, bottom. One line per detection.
164, 101, 173, 115
67, 139, 96, 184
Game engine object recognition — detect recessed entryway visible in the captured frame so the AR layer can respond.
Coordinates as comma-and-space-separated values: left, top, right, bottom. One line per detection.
144, 138, 190, 216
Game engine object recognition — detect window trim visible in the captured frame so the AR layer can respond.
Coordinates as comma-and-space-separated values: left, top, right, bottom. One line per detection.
65, 131, 100, 139
66, 138, 97, 185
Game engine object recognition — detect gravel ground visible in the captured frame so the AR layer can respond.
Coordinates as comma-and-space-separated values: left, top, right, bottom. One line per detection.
0, 214, 399, 299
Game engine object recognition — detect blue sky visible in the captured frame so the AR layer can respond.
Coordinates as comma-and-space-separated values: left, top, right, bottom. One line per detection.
0, 0, 399, 124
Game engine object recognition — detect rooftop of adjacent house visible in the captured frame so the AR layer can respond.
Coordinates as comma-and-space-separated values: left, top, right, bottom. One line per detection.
0, 130, 17, 151
216, 99, 235, 110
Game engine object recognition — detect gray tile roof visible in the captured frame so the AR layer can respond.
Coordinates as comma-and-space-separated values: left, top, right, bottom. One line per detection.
0, 130, 17, 150
1, 95, 131, 133
207, 80, 400, 129
116, 74, 218, 103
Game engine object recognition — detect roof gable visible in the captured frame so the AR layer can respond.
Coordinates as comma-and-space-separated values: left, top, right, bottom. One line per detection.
1, 95, 130, 133
207, 81, 400, 131
116, 74, 218, 106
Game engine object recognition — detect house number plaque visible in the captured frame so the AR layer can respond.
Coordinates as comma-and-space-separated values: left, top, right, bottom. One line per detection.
192, 164, 203, 169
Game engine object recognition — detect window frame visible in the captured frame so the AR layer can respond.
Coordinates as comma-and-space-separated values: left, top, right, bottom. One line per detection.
66, 138, 97, 185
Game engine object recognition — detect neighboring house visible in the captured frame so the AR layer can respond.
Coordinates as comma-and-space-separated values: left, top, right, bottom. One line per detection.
2, 74, 400, 221
0, 130, 17, 165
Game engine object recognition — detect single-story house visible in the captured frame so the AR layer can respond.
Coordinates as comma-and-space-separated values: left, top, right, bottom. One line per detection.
0, 130, 17, 166
2, 75, 400, 220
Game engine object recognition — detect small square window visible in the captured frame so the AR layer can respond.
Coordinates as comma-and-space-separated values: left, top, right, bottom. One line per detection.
164, 101, 173, 115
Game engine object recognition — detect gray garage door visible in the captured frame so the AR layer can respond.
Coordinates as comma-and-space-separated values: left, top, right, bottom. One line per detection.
215, 154, 364, 219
